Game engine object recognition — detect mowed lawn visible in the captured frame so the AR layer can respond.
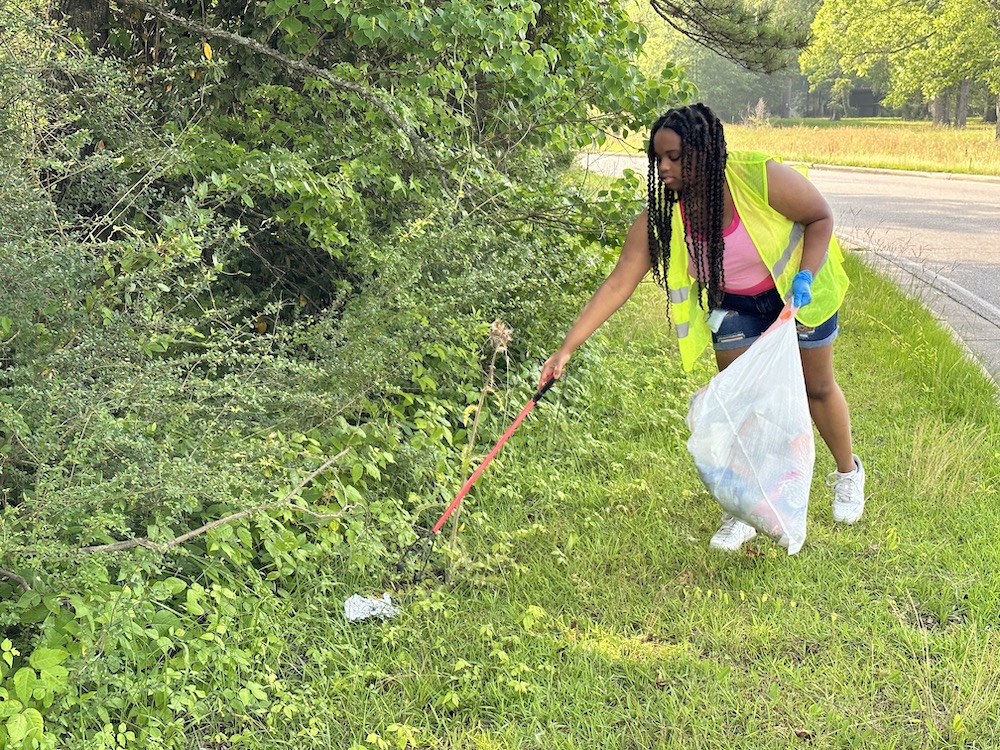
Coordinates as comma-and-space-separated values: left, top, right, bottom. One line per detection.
301, 253, 1000, 749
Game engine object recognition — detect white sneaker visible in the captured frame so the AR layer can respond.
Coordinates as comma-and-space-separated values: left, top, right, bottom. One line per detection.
829, 455, 866, 524
709, 513, 757, 551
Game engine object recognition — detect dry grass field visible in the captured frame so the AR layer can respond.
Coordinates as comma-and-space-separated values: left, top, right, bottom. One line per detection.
605, 118, 1000, 176
727, 120, 1000, 176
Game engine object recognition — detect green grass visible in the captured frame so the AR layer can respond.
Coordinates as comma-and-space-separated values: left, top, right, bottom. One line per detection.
601, 117, 1000, 176
255, 253, 1000, 749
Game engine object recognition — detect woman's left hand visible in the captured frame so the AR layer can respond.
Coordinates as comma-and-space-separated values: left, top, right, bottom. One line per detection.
791, 270, 813, 308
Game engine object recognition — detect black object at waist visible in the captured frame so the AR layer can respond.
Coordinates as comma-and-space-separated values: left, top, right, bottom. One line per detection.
718, 286, 783, 315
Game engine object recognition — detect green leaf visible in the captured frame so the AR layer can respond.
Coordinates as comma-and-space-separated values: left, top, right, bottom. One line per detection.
22, 708, 44, 738
279, 16, 305, 35
28, 648, 68, 671
271, 529, 299, 553
6, 712, 28, 743
185, 589, 206, 616
13, 668, 35, 704
0, 698, 23, 718
162, 577, 188, 595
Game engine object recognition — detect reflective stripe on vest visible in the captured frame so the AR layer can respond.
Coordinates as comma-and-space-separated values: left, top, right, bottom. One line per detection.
771, 222, 803, 280
772, 222, 828, 280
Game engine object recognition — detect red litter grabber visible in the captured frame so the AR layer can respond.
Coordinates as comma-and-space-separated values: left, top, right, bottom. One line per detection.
397, 377, 556, 581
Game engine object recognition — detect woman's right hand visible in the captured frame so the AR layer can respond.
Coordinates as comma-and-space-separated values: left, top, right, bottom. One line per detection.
538, 349, 571, 390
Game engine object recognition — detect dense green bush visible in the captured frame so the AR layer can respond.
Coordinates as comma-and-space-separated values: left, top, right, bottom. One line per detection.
0, 0, 681, 744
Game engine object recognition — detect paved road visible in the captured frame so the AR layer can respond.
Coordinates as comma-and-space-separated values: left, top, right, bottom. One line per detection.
580, 153, 1000, 386
808, 166, 1000, 386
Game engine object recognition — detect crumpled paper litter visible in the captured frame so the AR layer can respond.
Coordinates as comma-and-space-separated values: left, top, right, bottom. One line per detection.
343, 593, 400, 622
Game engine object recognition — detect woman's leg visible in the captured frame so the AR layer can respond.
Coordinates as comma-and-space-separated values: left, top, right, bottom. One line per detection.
800, 342, 865, 523
714, 347, 746, 371
798, 343, 855, 472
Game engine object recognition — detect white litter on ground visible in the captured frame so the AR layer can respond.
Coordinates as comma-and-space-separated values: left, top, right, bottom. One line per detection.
343, 593, 400, 622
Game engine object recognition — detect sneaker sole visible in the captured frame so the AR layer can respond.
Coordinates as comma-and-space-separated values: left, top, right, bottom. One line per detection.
833, 507, 864, 525
709, 530, 757, 552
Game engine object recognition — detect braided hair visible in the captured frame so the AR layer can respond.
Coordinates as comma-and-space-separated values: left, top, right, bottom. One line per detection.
646, 103, 728, 310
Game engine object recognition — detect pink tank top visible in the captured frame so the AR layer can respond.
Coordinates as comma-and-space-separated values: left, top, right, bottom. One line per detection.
685, 205, 775, 295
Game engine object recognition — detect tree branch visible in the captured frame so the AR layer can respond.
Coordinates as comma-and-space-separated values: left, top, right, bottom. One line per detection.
114, 0, 452, 186
0, 568, 31, 592
82, 448, 350, 554
649, 0, 809, 73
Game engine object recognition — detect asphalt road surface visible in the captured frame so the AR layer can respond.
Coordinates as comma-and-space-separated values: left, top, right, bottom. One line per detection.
579, 153, 1000, 386
808, 166, 1000, 385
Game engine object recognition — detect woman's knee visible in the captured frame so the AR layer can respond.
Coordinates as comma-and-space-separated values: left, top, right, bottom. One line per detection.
800, 343, 838, 402
805, 376, 839, 403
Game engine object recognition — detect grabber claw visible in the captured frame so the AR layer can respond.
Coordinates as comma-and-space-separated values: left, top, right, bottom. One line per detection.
395, 377, 557, 584
395, 531, 437, 583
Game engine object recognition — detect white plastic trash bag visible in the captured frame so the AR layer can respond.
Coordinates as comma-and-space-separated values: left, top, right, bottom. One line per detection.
344, 593, 400, 622
685, 307, 815, 554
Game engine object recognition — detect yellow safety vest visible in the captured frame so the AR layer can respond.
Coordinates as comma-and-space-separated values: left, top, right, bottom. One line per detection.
666, 150, 850, 371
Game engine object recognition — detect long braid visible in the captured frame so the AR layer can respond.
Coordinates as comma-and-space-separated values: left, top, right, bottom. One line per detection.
646, 103, 728, 310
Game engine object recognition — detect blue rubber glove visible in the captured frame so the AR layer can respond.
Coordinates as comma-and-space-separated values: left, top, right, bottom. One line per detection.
791, 270, 813, 308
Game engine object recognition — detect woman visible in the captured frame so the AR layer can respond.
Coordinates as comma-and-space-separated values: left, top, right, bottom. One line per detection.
539, 103, 865, 552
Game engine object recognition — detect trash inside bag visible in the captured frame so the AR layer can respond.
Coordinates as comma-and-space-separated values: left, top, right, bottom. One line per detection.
686, 307, 815, 554
344, 593, 400, 622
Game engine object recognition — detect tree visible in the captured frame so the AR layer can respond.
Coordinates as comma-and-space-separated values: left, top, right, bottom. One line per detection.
801, 0, 1000, 133
32, 0, 690, 313
632, 0, 803, 121
648, 0, 810, 73
4, 5, 687, 743
49, 0, 108, 51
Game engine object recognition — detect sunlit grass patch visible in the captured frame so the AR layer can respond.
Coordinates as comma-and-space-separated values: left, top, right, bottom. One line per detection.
904, 419, 989, 507
562, 619, 695, 663
601, 118, 1000, 176
727, 123, 1000, 176
257, 253, 1000, 749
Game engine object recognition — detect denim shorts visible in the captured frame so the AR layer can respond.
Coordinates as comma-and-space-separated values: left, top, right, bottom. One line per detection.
711, 287, 839, 351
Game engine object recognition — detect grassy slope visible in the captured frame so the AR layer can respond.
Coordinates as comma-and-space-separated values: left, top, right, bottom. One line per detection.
276, 254, 1000, 749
